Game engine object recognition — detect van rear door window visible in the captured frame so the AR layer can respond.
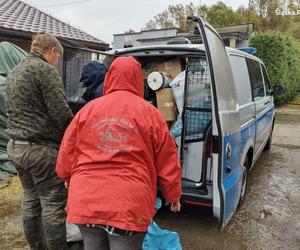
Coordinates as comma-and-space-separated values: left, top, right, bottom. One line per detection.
247, 59, 265, 100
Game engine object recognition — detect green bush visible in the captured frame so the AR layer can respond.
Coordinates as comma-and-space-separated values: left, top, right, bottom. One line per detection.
250, 31, 300, 105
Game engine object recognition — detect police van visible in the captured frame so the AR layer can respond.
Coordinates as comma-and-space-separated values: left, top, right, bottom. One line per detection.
90, 17, 284, 229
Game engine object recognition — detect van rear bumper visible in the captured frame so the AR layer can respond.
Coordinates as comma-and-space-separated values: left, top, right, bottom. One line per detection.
182, 195, 213, 207
181, 185, 213, 207
157, 184, 213, 208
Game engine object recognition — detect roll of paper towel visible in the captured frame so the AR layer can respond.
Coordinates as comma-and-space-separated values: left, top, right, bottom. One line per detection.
147, 71, 171, 91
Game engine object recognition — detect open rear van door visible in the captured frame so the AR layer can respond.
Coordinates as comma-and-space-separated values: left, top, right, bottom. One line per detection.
188, 16, 243, 229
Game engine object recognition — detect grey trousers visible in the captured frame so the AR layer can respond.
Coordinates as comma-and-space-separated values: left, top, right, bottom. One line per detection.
7, 142, 67, 250
78, 226, 145, 250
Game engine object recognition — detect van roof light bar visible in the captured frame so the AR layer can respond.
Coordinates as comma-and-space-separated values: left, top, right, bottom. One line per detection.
238, 47, 257, 55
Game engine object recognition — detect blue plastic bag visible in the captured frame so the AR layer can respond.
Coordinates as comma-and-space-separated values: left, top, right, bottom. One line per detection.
142, 221, 182, 250
170, 118, 182, 138
142, 198, 182, 250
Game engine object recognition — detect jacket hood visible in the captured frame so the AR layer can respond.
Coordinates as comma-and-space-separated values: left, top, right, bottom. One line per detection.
80, 61, 108, 87
0, 42, 27, 77
103, 56, 144, 98
80, 61, 108, 101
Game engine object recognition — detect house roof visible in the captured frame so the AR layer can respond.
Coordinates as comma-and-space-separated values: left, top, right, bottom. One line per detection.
0, 0, 108, 49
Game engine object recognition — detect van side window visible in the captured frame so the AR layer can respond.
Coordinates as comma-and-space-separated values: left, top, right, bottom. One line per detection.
261, 64, 271, 96
229, 55, 252, 105
247, 59, 265, 100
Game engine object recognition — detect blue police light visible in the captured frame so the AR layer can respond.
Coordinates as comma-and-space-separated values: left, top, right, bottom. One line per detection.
238, 47, 257, 55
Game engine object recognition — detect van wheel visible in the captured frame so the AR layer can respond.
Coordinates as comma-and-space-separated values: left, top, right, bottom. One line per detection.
238, 158, 249, 206
264, 131, 273, 151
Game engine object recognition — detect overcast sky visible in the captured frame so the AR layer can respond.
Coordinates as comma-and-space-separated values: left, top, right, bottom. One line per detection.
22, 0, 249, 45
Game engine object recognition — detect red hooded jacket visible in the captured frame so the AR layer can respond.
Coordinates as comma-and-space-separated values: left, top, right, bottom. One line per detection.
56, 56, 182, 232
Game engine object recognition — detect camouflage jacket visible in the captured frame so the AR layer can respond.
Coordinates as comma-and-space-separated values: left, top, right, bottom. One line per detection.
5, 51, 73, 148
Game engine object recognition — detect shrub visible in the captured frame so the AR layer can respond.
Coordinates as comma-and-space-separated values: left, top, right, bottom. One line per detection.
250, 31, 300, 105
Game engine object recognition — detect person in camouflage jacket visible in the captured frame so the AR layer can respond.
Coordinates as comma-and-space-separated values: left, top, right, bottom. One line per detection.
5, 33, 73, 250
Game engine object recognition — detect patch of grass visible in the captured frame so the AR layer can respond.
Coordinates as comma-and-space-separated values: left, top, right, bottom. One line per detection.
291, 92, 300, 104
0, 176, 21, 199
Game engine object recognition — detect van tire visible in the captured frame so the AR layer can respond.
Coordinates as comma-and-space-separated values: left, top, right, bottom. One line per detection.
238, 158, 249, 206
264, 131, 273, 151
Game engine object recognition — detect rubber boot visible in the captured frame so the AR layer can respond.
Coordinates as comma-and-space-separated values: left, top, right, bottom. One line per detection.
45, 223, 68, 250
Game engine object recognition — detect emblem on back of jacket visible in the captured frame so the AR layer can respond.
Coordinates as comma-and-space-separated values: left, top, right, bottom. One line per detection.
92, 117, 138, 153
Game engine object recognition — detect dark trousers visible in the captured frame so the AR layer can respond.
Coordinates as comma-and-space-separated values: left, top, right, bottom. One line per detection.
7, 142, 67, 250
78, 226, 145, 250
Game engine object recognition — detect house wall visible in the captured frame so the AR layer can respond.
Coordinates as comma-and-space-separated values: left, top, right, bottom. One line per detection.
113, 27, 252, 49
236, 39, 249, 48
223, 38, 249, 48
0, 37, 31, 52
9, 40, 31, 52
113, 29, 178, 49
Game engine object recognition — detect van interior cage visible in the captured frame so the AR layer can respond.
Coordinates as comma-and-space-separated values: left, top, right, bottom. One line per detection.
57, 38, 111, 99
63, 48, 109, 99
181, 56, 212, 144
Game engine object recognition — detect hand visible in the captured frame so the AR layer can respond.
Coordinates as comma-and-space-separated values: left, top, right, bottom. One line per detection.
169, 201, 181, 212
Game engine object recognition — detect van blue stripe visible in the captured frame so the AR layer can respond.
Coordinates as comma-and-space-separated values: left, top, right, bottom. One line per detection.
222, 104, 274, 223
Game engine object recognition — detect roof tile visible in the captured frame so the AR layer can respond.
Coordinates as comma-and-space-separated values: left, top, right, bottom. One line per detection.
0, 0, 107, 45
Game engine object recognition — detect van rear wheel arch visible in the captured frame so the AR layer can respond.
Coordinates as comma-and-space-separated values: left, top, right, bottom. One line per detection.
241, 143, 254, 171
238, 155, 250, 205
247, 147, 254, 169
238, 147, 253, 206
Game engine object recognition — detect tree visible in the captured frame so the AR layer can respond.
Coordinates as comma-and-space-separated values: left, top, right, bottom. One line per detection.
236, 5, 261, 28
124, 29, 136, 34
249, 0, 300, 30
144, 2, 250, 31
141, 0, 300, 40
144, 0, 300, 33
204, 1, 243, 26
287, 22, 300, 40
144, 3, 199, 31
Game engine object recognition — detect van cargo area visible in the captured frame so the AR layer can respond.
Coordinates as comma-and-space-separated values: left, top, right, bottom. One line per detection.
68, 46, 215, 206
126, 50, 214, 204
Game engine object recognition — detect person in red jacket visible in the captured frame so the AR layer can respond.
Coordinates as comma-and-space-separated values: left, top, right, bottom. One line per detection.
56, 56, 182, 250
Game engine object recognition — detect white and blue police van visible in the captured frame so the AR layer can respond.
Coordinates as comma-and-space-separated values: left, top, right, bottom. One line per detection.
104, 17, 284, 229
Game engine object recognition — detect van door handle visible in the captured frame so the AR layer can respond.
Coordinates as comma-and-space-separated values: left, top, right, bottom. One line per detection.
264, 101, 270, 105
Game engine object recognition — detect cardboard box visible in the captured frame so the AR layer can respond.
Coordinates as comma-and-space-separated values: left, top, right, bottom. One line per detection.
156, 58, 182, 79
156, 88, 177, 121
142, 58, 182, 80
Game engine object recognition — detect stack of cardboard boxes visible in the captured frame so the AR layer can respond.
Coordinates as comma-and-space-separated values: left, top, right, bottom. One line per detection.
142, 58, 182, 123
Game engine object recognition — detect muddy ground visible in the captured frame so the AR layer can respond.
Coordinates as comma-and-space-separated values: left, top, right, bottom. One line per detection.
0, 106, 299, 250
156, 106, 300, 250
